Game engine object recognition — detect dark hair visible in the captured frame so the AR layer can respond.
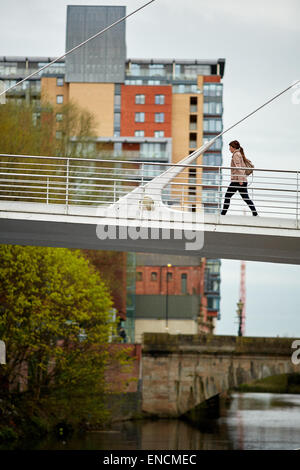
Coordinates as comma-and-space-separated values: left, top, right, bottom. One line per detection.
229, 140, 246, 159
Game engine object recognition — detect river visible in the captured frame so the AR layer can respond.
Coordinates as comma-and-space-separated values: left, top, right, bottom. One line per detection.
11, 392, 300, 450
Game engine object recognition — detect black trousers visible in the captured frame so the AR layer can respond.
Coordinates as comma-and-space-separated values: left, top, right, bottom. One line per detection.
221, 181, 257, 215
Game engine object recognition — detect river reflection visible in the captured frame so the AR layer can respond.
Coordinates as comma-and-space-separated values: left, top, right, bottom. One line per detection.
13, 393, 300, 450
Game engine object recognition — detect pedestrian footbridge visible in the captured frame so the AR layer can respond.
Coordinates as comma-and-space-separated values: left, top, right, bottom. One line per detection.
0, 150, 299, 265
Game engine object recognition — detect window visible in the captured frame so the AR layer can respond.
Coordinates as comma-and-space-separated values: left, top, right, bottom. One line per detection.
56, 113, 63, 122
135, 112, 145, 123
32, 112, 40, 126
155, 94, 165, 105
202, 171, 219, 185
207, 296, 220, 310
56, 77, 64, 87
114, 112, 120, 128
155, 112, 164, 123
114, 94, 121, 107
125, 79, 143, 85
207, 261, 220, 274
167, 272, 172, 281
56, 130, 62, 140
151, 272, 157, 281
136, 272, 143, 281
135, 130, 145, 137
189, 133, 197, 149
189, 115, 197, 130
190, 96, 198, 113
148, 80, 160, 85
203, 137, 222, 151
203, 119, 223, 133
189, 168, 196, 184
203, 102, 223, 115
148, 64, 165, 77
205, 152, 221, 163
173, 84, 200, 94
154, 130, 164, 138
202, 189, 218, 203
181, 273, 187, 294
135, 94, 145, 104
56, 95, 63, 104
130, 63, 140, 74
203, 83, 223, 97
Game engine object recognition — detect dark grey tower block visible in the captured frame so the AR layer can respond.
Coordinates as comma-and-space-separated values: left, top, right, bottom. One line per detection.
65, 5, 126, 83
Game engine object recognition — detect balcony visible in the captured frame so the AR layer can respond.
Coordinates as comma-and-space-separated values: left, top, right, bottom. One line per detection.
98, 150, 170, 162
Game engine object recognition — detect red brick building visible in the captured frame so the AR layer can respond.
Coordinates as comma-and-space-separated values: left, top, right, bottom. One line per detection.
121, 85, 172, 137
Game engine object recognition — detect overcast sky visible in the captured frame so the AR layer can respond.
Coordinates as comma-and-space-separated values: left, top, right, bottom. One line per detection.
1, 0, 300, 337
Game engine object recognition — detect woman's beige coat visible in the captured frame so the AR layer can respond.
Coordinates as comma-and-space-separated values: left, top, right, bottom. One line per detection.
231, 149, 247, 183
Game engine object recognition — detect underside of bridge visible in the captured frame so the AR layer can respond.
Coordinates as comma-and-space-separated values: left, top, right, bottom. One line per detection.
0, 205, 299, 264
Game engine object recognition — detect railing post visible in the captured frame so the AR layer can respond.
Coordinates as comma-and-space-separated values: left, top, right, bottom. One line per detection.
113, 180, 116, 203
217, 166, 221, 216
46, 177, 49, 204
141, 162, 144, 187
297, 171, 299, 229
65, 158, 69, 213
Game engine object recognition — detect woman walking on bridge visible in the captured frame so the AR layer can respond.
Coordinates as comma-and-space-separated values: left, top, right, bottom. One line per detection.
221, 140, 258, 216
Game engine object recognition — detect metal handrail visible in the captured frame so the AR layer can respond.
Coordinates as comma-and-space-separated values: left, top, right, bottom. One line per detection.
0, 154, 299, 222
0, 153, 299, 174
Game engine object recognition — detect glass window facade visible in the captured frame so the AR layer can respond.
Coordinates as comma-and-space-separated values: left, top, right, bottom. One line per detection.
203, 83, 223, 97
203, 119, 223, 133
203, 102, 222, 115
203, 153, 222, 166
202, 189, 219, 203
140, 142, 167, 160
173, 84, 200, 94
148, 80, 161, 85
202, 171, 219, 185
203, 136, 222, 151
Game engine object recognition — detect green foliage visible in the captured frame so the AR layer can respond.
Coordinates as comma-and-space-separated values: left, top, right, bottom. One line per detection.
0, 426, 18, 442
0, 100, 96, 158
0, 245, 130, 429
235, 373, 300, 394
0, 101, 55, 156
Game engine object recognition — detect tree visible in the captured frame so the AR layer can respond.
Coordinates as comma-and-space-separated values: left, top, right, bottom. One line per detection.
0, 101, 55, 156
0, 100, 96, 158
0, 245, 133, 428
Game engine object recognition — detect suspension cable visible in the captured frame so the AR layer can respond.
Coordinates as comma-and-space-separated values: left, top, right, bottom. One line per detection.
218, 79, 300, 140
172, 78, 300, 167
0, 0, 157, 98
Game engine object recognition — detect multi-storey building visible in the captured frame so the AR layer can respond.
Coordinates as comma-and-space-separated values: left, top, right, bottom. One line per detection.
0, 5, 225, 340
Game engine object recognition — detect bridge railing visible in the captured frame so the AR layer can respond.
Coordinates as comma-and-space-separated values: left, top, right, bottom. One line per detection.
0, 154, 299, 223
